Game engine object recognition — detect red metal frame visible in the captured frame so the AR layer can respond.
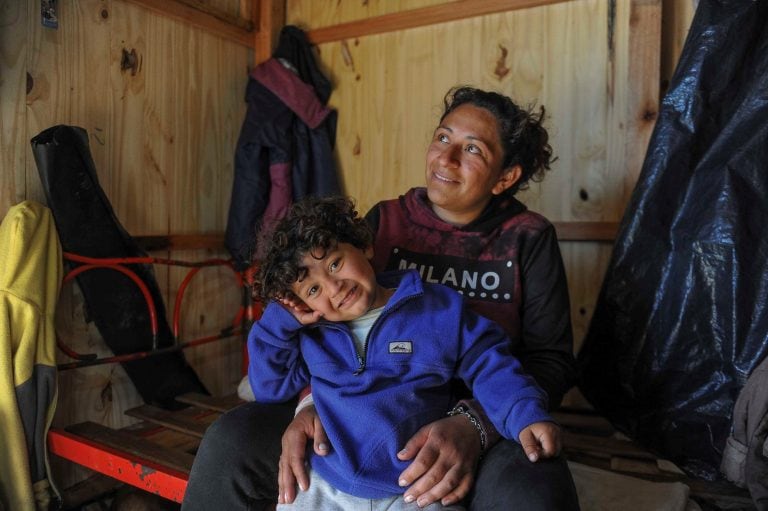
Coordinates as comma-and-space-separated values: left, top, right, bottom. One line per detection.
56, 252, 248, 368
51, 253, 257, 502
48, 429, 188, 503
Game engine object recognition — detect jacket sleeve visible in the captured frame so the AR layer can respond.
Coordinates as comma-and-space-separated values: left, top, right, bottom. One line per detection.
225, 78, 275, 270
247, 301, 311, 403
518, 224, 577, 410
455, 307, 552, 441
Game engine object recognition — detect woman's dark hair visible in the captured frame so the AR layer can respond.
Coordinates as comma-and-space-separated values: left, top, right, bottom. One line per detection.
254, 196, 372, 302
441, 86, 554, 196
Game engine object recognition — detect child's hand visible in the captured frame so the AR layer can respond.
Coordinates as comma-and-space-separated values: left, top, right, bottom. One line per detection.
279, 294, 323, 325
518, 422, 561, 462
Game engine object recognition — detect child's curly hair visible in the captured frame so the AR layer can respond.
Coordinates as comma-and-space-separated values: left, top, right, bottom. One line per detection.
254, 196, 373, 303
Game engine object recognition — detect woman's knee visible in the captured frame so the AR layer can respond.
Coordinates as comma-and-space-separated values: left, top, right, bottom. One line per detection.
469, 440, 580, 511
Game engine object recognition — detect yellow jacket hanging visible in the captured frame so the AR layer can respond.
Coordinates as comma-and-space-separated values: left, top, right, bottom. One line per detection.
0, 201, 62, 510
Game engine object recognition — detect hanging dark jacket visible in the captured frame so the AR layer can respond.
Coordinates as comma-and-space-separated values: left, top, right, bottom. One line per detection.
225, 26, 340, 270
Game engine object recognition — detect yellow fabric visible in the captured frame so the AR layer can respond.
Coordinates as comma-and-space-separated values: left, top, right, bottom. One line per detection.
0, 201, 62, 511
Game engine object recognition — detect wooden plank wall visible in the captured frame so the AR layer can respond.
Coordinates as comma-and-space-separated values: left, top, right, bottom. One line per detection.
0, 0, 696, 490
0, 0, 251, 488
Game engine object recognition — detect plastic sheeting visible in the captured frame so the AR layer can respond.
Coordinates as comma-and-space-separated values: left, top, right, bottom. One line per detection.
578, 0, 768, 481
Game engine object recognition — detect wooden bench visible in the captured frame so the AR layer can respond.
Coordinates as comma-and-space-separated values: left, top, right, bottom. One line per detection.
553, 409, 756, 510
48, 392, 245, 504
49, 399, 755, 509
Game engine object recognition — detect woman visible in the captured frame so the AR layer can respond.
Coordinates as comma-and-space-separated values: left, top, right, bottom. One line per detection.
278, 87, 579, 510
182, 87, 579, 511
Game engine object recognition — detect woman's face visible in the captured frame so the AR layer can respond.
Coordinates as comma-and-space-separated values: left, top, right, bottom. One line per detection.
425, 103, 519, 225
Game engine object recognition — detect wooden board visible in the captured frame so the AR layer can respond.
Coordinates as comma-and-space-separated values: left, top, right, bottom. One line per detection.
49, 393, 245, 503
175, 391, 245, 412
50, 399, 755, 509
554, 409, 756, 509
66, 421, 197, 474
3, 0, 251, 491
124, 404, 218, 438
0, 0, 28, 211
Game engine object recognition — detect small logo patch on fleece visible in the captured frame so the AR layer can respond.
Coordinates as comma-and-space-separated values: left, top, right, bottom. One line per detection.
389, 341, 413, 354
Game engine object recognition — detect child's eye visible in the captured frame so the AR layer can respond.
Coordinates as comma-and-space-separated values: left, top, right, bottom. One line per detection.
307, 285, 319, 297
329, 258, 341, 272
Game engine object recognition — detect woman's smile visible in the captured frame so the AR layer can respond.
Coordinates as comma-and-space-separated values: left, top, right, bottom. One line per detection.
431, 170, 459, 184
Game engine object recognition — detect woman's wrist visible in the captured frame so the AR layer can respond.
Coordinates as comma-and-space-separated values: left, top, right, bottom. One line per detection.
447, 402, 488, 452
294, 392, 314, 416
454, 399, 502, 450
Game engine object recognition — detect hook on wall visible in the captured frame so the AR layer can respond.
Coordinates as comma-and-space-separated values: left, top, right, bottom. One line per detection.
41, 0, 58, 29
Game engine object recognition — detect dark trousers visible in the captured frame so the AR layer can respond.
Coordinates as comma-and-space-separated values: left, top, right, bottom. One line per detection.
181, 402, 580, 510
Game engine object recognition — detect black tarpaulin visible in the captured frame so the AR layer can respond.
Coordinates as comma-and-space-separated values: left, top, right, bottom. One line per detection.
578, 0, 768, 481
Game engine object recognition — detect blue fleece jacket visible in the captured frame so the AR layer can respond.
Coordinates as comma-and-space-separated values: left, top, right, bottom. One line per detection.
248, 269, 551, 498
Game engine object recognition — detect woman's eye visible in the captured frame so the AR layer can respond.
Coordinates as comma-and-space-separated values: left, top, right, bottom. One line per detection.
466, 144, 481, 154
437, 134, 449, 143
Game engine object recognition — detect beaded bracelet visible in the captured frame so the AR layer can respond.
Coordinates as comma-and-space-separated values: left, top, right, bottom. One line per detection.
447, 403, 487, 452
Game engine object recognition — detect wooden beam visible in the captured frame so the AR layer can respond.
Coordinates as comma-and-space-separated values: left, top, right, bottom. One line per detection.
553, 222, 619, 242
130, 224, 616, 249
254, 0, 286, 62
306, 0, 572, 45
122, 0, 254, 47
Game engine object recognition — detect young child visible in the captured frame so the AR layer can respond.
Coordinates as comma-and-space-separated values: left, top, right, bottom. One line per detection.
247, 196, 561, 511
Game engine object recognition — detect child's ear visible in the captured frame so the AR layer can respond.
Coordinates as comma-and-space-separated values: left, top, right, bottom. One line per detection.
364, 245, 374, 260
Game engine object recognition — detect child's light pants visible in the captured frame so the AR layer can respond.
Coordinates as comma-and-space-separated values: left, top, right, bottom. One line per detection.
276, 468, 465, 511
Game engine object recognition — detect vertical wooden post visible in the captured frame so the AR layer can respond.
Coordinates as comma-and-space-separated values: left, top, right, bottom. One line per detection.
253, 0, 286, 63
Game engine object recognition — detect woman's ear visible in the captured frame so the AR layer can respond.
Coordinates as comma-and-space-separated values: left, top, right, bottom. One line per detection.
364, 245, 375, 260
492, 165, 522, 195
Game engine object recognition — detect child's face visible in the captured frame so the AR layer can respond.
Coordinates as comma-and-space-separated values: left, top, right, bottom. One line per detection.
290, 243, 388, 322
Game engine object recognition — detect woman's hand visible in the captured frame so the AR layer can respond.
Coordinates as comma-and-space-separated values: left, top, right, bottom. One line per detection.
278, 405, 331, 504
396, 414, 482, 507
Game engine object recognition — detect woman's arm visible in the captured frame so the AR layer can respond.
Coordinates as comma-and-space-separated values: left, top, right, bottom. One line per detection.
518, 224, 577, 410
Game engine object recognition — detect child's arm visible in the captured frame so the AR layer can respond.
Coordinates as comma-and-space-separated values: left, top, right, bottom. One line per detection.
247, 301, 313, 402
455, 308, 554, 444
